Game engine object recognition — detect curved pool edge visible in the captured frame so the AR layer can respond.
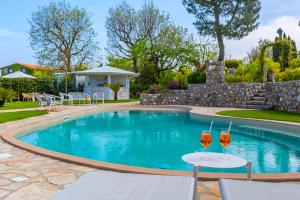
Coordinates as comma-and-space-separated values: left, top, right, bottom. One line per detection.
2, 104, 300, 181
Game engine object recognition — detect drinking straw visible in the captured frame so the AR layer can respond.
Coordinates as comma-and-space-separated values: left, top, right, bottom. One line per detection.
227, 121, 232, 133
209, 121, 213, 133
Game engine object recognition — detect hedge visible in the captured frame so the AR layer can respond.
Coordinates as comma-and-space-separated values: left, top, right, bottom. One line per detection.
0, 78, 57, 98
225, 60, 243, 69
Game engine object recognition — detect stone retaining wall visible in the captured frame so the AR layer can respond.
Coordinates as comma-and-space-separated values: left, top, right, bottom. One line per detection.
140, 80, 300, 113
265, 81, 300, 113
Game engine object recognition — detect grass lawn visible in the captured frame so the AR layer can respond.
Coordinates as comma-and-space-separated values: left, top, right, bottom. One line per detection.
0, 102, 39, 110
217, 110, 300, 123
0, 98, 139, 109
0, 110, 48, 123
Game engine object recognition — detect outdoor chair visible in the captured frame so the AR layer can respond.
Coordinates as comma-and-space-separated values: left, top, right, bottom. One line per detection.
22, 93, 31, 101
68, 92, 91, 105
44, 94, 63, 110
59, 92, 73, 105
50, 171, 194, 200
92, 92, 104, 104
36, 95, 47, 109
219, 179, 300, 200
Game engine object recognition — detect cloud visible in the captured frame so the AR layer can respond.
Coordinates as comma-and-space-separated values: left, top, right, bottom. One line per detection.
225, 16, 300, 59
0, 27, 19, 37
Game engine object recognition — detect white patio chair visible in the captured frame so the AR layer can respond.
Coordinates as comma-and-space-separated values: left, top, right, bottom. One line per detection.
92, 92, 104, 104
36, 95, 47, 109
59, 92, 73, 106
68, 92, 91, 105
44, 94, 63, 110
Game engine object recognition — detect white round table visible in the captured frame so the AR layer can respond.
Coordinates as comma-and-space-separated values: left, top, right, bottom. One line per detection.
182, 152, 252, 200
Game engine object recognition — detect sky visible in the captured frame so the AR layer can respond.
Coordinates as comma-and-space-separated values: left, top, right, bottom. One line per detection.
0, 0, 299, 66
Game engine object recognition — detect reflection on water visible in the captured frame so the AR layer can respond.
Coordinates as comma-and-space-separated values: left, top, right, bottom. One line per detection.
20, 110, 300, 173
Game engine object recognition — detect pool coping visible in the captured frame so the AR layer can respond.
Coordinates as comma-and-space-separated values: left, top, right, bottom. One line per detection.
2, 104, 300, 181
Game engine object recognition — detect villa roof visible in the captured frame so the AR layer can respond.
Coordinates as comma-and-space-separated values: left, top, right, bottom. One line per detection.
1, 63, 54, 71
16, 63, 54, 71
75, 66, 139, 77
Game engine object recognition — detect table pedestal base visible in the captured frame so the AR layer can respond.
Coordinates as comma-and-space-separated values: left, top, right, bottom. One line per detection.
193, 166, 199, 200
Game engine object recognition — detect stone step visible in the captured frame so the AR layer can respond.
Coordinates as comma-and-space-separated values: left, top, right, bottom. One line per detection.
245, 101, 266, 105
242, 105, 273, 110
248, 97, 266, 101
253, 93, 267, 97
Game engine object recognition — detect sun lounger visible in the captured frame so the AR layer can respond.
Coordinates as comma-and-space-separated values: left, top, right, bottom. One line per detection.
219, 179, 300, 200
50, 171, 194, 200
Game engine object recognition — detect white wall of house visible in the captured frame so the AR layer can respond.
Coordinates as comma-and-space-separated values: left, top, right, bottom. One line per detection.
84, 75, 130, 100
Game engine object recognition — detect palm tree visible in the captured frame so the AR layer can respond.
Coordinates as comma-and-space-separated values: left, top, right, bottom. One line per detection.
0, 88, 17, 107
107, 83, 122, 100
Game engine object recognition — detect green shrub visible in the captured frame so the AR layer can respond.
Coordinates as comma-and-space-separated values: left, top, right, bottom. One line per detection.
225, 60, 243, 69
277, 67, 300, 81
0, 78, 56, 98
156, 70, 176, 86
187, 71, 206, 84
147, 84, 167, 94
289, 58, 300, 69
0, 88, 17, 107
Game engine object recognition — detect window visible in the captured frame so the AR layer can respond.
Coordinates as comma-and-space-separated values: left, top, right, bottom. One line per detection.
8, 68, 13, 74
21, 68, 26, 73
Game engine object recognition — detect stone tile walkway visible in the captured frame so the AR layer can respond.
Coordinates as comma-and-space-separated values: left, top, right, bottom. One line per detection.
0, 103, 221, 200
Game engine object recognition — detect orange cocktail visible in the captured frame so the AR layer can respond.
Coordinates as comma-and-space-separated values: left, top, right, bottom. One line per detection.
220, 131, 231, 148
200, 132, 212, 149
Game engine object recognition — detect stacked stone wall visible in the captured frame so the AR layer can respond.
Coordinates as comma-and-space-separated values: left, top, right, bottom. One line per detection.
140, 80, 300, 113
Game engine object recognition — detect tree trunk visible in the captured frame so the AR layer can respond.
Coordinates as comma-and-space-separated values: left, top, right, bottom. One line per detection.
114, 92, 118, 101
216, 31, 225, 61
64, 77, 68, 94
0, 100, 5, 107
133, 58, 138, 73
214, 7, 225, 61
65, 55, 71, 94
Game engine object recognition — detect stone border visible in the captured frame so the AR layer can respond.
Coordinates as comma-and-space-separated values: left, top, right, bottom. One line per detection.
2, 104, 300, 181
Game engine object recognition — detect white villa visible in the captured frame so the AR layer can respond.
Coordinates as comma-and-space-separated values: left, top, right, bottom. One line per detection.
74, 66, 138, 100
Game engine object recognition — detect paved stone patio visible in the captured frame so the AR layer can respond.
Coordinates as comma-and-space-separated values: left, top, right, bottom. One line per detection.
0, 103, 222, 200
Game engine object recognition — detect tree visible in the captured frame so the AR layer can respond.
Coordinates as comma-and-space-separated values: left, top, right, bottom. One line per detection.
273, 28, 298, 70
182, 0, 261, 61
29, 1, 99, 93
106, 56, 133, 70
105, 2, 141, 72
0, 88, 17, 107
107, 83, 122, 100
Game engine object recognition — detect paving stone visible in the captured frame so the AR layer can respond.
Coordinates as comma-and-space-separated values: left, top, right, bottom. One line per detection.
47, 173, 77, 186
0, 179, 11, 187
3, 183, 58, 200
2, 182, 28, 191
0, 189, 10, 198
11, 176, 29, 182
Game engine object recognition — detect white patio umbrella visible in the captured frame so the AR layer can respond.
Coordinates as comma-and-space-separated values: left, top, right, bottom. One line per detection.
2, 71, 36, 101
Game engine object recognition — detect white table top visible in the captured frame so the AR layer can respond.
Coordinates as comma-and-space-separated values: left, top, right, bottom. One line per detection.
182, 152, 247, 169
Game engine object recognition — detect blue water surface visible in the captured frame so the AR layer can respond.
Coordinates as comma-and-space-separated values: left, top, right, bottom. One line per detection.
19, 110, 300, 173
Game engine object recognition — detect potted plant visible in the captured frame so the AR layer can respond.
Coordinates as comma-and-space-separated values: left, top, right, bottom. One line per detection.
0, 87, 17, 107
107, 83, 122, 100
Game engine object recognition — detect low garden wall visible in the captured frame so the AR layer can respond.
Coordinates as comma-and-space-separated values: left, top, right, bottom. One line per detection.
140, 80, 300, 113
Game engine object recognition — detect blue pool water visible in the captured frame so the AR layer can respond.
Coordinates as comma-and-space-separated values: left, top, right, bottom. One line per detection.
19, 110, 300, 173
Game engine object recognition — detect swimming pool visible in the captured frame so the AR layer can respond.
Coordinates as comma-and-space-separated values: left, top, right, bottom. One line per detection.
18, 110, 300, 173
